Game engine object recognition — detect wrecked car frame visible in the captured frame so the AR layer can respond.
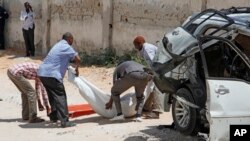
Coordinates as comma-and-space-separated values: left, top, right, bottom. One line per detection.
152, 7, 250, 140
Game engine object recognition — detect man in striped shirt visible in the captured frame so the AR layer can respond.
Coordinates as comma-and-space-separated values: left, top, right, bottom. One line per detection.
7, 62, 50, 123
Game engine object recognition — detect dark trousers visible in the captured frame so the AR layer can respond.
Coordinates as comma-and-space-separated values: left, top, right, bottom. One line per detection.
111, 71, 152, 116
39, 77, 69, 124
0, 28, 4, 49
22, 27, 35, 56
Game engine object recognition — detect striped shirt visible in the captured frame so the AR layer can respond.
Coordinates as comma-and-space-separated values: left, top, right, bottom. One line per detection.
8, 62, 49, 106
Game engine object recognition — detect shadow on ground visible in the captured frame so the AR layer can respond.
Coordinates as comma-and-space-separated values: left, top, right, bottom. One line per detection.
73, 115, 136, 125
0, 118, 25, 123
18, 115, 136, 129
0, 48, 43, 61
124, 126, 202, 141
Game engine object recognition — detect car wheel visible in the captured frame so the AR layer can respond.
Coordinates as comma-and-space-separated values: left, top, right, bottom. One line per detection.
172, 88, 199, 135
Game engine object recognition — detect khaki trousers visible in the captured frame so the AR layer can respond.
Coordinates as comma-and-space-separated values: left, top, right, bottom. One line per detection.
7, 70, 37, 120
112, 71, 151, 115
143, 80, 164, 113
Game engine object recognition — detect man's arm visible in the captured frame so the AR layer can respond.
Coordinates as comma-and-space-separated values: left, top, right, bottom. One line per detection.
20, 11, 27, 21
35, 79, 45, 111
72, 55, 81, 76
37, 78, 51, 115
3, 9, 9, 19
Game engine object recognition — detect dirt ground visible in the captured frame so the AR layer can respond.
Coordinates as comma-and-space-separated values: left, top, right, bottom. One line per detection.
0, 49, 199, 141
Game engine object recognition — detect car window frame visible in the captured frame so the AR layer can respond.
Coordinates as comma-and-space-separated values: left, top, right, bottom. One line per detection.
183, 9, 235, 36
197, 35, 250, 83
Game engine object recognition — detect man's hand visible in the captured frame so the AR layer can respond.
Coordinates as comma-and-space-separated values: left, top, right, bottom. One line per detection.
143, 67, 154, 75
105, 101, 113, 110
38, 104, 45, 111
46, 106, 51, 116
28, 4, 33, 12
105, 97, 113, 110
75, 67, 79, 77
37, 99, 45, 111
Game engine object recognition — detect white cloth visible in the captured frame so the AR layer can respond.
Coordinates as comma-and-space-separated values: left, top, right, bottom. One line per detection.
67, 67, 152, 118
139, 43, 158, 67
20, 10, 35, 30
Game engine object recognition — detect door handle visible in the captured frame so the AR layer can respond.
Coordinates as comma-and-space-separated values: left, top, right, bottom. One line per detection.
215, 85, 229, 95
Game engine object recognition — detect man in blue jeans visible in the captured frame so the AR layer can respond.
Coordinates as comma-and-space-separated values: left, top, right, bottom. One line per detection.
38, 32, 81, 128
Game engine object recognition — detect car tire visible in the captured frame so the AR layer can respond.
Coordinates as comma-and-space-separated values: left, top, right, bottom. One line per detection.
172, 88, 199, 135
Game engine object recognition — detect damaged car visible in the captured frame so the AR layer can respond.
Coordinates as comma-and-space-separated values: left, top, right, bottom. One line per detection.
152, 7, 250, 140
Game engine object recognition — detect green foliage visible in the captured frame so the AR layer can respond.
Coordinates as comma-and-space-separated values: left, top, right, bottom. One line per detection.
79, 48, 146, 67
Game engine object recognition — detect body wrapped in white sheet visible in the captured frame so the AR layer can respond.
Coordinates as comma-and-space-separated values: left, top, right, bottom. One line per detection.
67, 67, 152, 118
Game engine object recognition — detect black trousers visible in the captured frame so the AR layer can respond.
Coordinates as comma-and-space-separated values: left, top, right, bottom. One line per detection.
22, 27, 35, 56
0, 28, 5, 50
39, 77, 69, 124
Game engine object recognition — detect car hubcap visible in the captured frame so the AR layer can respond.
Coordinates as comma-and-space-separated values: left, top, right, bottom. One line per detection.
175, 98, 190, 128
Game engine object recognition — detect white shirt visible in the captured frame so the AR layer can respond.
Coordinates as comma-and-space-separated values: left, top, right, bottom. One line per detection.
139, 42, 158, 67
20, 10, 35, 30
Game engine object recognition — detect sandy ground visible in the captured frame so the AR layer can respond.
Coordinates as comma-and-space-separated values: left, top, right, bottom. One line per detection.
0, 49, 199, 141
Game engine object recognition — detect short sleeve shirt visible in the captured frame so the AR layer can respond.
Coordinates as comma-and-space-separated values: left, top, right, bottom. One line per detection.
140, 43, 158, 67
38, 40, 78, 82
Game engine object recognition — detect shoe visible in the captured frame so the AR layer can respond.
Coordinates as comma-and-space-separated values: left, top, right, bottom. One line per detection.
49, 117, 58, 123
110, 114, 125, 121
61, 121, 76, 128
145, 111, 159, 119
29, 117, 45, 123
0, 98, 3, 101
50, 119, 58, 123
22, 118, 29, 121
135, 117, 143, 122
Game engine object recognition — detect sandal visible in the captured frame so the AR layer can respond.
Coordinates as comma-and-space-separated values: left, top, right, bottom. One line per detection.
145, 112, 160, 119
29, 117, 45, 123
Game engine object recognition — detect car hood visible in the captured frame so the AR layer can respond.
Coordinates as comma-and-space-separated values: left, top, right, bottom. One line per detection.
152, 27, 198, 74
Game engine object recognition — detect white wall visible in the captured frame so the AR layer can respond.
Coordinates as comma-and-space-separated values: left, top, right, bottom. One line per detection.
2, 0, 250, 55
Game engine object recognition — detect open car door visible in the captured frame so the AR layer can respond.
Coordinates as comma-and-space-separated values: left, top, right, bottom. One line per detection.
198, 36, 250, 141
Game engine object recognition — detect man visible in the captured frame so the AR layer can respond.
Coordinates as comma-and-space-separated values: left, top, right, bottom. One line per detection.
133, 35, 163, 119
7, 62, 50, 123
20, 2, 35, 56
0, 6, 9, 50
105, 61, 153, 122
38, 32, 81, 128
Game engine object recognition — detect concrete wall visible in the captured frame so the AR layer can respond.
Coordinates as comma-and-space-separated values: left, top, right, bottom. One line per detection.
3, 0, 43, 54
206, 0, 250, 9
2, 0, 250, 55
112, 0, 203, 54
49, 0, 103, 53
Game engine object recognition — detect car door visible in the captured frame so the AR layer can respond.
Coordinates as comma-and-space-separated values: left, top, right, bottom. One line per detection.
198, 36, 250, 141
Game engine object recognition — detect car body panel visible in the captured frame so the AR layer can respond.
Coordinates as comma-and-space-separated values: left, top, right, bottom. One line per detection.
207, 79, 250, 141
